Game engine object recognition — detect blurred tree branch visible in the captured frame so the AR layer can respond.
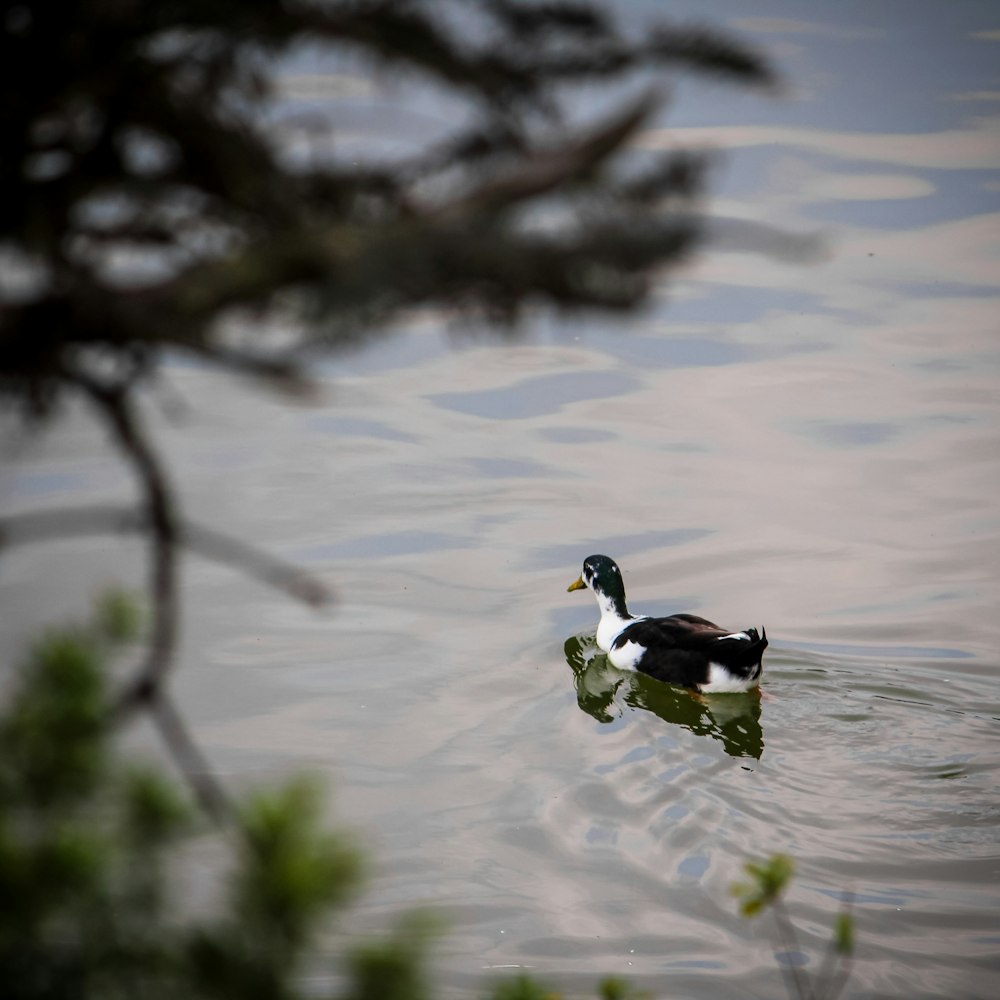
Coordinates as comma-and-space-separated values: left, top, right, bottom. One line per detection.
1, 0, 775, 816
0, 504, 330, 607
1, 0, 775, 410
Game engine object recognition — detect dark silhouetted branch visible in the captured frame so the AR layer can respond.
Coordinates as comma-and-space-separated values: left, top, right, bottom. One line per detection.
75, 378, 178, 711
150, 694, 236, 826
0, 504, 331, 608
769, 896, 816, 1000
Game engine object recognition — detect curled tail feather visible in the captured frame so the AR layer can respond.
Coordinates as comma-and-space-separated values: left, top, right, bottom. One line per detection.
714, 627, 768, 669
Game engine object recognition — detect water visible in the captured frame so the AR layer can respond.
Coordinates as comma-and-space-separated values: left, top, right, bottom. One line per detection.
2, 3, 1000, 998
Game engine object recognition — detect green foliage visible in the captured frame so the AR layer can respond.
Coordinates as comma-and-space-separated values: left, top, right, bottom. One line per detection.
0, 603, 863, 1000
834, 912, 855, 956
732, 854, 855, 1000
344, 912, 441, 1000
0, 597, 176, 1000
485, 971, 650, 1000
0, 595, 361, 1000
236, 777, 363, 953
0, 626, 106, 811
122, 768, 189, 848
489, 974, 560, 1000
95, 587, 144, 645
3, 595, 650, 1000
731, 853, 795, 917
599, 976, 651, 1000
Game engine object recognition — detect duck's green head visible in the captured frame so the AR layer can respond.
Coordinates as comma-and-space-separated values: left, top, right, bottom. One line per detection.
567, 554, 628, 611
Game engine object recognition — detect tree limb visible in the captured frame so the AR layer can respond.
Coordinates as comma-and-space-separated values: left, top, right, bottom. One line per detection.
74, 378, 178, 711
0, 504, 331, 608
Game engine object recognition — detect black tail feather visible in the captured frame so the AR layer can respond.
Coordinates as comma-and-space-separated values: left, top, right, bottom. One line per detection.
713, 628, 768, 670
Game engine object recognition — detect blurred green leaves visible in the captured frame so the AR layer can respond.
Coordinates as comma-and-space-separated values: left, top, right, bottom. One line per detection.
0, 593, 367, 1000
95, 587, 144, 645
732, 853, 795, 917
0, 593, 171, 1000
1, 594, 640, 1000
1, 593, 856, 1000
345, 912, 441, 1000
489, 976, 561, 1000
732, 854, 856, 1000
834, 912, 855, 956
237, 777, 363, 952
598, 977, 651, 1000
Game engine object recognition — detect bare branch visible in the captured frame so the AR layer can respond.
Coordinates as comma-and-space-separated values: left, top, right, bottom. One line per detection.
0, 504, 331, 608
75, 378, 178, 710
150, 694, 236, 826
437, 90, 661, 216
770, 897, 817, 1000
815, 892, 856, 1000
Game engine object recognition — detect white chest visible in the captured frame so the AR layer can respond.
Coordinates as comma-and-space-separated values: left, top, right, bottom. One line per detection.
607, 639, 646, 671
596, 612, 646, 653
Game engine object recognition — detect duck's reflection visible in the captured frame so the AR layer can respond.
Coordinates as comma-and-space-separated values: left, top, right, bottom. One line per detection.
564, 633, 764, 759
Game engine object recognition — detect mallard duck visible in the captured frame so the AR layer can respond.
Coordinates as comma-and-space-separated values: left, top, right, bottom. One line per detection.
567, 554, 766, 693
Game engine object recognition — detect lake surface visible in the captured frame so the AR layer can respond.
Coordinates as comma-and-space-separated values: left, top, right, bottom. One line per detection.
2, 3, 999, 998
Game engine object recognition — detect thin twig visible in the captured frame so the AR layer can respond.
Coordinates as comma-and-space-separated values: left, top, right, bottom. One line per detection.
185, 343, 320, 399
435, 91, 659, 218
821, 954, 854, 1000
0, 504, 331, 607
814, 891, 856, 1000
771, 896, 816, 1000
149, 694, 236, 826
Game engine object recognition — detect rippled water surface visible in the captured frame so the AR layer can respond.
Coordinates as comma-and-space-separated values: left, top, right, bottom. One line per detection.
3, 3, 1000, 999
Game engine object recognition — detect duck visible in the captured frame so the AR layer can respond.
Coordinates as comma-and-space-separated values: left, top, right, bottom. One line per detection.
567, 554, 767, 693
